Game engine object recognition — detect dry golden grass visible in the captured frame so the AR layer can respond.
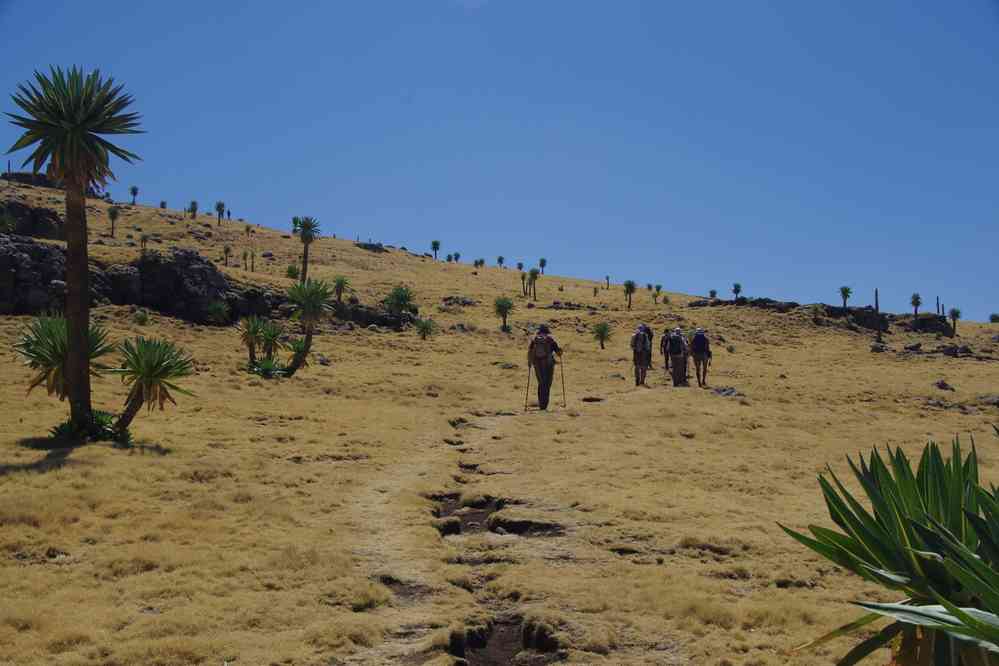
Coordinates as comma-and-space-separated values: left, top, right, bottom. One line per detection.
1, 181, 998, 664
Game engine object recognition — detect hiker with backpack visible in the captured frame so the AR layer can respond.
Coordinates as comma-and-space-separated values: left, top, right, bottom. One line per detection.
664, 327, 689, 386
527, 324, 562, 410
630, 325, 653, 386
690, 327, 711, 387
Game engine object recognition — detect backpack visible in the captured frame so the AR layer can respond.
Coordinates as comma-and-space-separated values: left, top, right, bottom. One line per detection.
668, 333, 685, 355
631, 331, 650, 353
532, 335, 553, 362
691, 332, 708, 354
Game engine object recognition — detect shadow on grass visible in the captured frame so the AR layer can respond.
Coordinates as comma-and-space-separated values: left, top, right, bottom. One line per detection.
1, 438, 79, 477
124, 440, 173, 456
1, 435, 172, 477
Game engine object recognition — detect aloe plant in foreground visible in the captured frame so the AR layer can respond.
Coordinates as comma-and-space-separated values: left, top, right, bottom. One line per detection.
780, 440, 987, 664
111, 337, 194, 437
15, 316, 116, 400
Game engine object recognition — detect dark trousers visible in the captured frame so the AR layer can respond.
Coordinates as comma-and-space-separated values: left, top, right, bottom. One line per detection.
534, 362, 555, 410
670, 354, 687, 386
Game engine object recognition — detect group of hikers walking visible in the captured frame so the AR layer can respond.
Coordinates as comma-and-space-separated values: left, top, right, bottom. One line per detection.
632, 324, 712, 387
524, 322, 713, 411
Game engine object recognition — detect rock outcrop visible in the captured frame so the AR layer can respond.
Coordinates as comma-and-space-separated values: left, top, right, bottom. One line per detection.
0, 234, 70, 314
0, 234, 412, 329
688, 297, 799, 313
1, 200, 63, 239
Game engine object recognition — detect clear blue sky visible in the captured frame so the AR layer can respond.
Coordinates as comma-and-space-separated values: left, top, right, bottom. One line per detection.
2, 1, 997, 320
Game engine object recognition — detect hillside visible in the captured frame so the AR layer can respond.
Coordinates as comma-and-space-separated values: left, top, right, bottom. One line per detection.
1, 181, 998, 665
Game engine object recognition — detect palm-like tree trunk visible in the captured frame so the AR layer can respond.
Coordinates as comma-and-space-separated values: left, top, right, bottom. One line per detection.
115, 392, 144, 437
286, 327, 313, 376
599, 339, 605, 350
627, 294, 632, 309
64, 179, 93, 429
502, 314, 508, 329
532, 282, 537, 301
247, 342, 257, 366
301, 243, 310, 283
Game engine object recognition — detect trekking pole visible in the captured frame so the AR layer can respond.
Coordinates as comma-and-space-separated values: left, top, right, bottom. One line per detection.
560, 358, 567, 408
524, 366, 532, 412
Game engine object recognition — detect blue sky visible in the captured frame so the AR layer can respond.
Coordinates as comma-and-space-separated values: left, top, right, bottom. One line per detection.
2, 1, 997, 320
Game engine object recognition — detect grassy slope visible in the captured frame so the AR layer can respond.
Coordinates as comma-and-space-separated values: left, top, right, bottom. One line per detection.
1, 182, 998, 665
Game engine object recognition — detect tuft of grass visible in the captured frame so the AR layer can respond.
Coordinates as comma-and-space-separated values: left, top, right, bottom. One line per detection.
205, 300, 230, 325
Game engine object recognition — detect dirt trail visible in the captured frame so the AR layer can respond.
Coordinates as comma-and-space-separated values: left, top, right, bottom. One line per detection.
346, 385, 691, 664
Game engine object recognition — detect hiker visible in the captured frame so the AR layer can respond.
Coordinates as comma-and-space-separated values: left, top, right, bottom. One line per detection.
631, 325, 652, 386
690, 327, 711, 387
665, 327, 689, 386
527, 324, 562, 410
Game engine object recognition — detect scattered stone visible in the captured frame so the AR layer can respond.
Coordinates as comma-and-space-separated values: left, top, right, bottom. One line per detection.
442, 295, 477, 307
355, 241, 387, 253
609, 545, 642, 556
581, 396, 604, 403
546, 301, 587, 310
261, 251, 274, 258
316, 354, 331, 366
870, 342, 888, 353
712, 387, 744, 398
979, 395, 999, 408
496, 362, 517, 370
904, 342, 923, 352
935, 379, 955, 392
679, 430, 695, 439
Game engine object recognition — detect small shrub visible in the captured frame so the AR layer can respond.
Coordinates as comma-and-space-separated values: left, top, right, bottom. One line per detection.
251, 358, 284, 378
415, 318, 437, 340
494, 297, 514, 331
286, 264, 300, 280
991, 313, 999, 324
50, 410, 118, 444
159, 201, 166, 209
709, 289, 717, 299
205, 300, 230, 325
592, 322, 612, 349
132, 308, 149, 326
384, 285, 416, 315
726, 345, 736, 354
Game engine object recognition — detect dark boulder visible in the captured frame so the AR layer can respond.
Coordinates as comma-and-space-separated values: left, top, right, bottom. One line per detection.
1, 200, 63, 239
355, 242, 387, 253
105, 264, 141, 305
442, 295, 478, 307
686, 297, 798, 313
332, 301, 412, 330
134, 249, 231, 323
0, 233, 70, 313
895, 313, 953, 336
